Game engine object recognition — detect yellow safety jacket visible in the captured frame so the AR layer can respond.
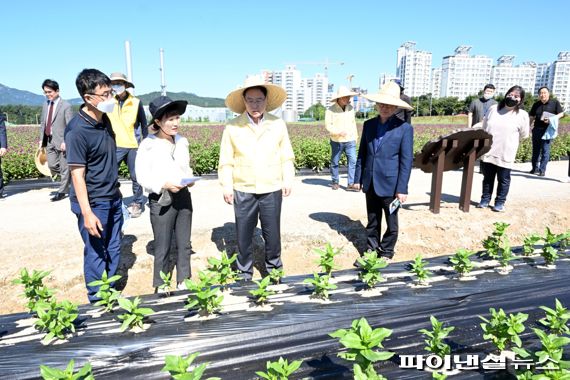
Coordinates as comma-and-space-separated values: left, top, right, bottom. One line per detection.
108, 94, 142, 148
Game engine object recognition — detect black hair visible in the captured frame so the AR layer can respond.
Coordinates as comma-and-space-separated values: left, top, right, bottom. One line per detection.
498, 85, 525, 112
75, 69, 111, 99
483, 84, 495, 91
243, 86, 267, 98
152, 109, 181, 129
538, 86, 550, 93
42, 79, 59, 92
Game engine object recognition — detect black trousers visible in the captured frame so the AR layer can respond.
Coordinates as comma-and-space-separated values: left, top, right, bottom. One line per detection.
233, 190, 283, 279
0, 156, 4, 195
148, 188, 193, 287
365, 189, 399, 257
480, 161, 511, 205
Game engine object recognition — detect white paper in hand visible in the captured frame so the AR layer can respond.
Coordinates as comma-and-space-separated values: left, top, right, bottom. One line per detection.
180, 177, 202, 186
389, 198, 401, 214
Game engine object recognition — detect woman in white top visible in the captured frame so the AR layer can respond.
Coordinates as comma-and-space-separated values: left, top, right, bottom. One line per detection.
135, 96, 194, 291
477, 85, 529, 212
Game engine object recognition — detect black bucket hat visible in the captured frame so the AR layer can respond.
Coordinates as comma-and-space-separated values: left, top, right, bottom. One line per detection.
148, 96, 188, 126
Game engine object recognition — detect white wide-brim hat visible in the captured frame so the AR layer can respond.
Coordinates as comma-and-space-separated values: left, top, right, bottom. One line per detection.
34, 147, 51, 177
362, 82, 413, 110
330, 86, 358, 102
225, 76, 287, 114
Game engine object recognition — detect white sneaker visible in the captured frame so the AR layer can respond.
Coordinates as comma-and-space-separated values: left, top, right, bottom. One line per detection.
129, 203, 142, 218
177, 282, 187, 291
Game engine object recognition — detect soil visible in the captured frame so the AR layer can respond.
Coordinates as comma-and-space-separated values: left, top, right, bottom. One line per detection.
1, 161, 569, 315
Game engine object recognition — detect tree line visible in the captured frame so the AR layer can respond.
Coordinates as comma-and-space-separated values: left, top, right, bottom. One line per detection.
303, 93, 543, 121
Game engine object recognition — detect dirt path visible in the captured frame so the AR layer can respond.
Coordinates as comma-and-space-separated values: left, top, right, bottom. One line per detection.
1, 161, 568, 314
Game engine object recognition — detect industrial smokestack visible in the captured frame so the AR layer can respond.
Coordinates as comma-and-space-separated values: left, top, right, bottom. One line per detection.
125, 40, 133, 94
160, 48, 166, 96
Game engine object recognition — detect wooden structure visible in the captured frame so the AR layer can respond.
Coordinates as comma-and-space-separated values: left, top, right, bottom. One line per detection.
414, 129, 492, 213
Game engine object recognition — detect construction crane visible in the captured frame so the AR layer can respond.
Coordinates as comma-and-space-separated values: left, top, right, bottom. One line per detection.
285, 59, 344, 78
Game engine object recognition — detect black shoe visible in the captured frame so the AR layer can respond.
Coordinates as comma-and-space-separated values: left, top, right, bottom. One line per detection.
538, 172, 545, 177
353, 259, 363, 269
529, 169, 538, 174
50, 192, 67, 202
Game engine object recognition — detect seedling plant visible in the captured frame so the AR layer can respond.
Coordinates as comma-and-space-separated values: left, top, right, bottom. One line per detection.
521, 233, 541, 256
409, 254, 432, 284
418, 316, 455, 358
303, 272, 337, 300
87, 270, 122, 311
249, 276, 276, 305
40, 359, 94, 380
206, 250, 239, 288
496, 235, 515, 269
157, 271, 174, 296
34, 299, 79, 344
12, 268, 53, 313
449, 248, 475, 276
162, 352, 220, 380
482, 222, 510, 259
329, 317, 394, 379
539, 298, 570, 335
256, 357, 303, 380
269, 268, 285, 284
479, 308, 528, 353
184, 271, 223, 315
313, 242, 340, 275
356, 250, 388, 288
540, 227, 568, 266
515, 328, 570, 379
116, 296, 154, 332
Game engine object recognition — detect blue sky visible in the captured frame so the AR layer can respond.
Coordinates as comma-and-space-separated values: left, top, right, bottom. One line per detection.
2, 0, 568, 100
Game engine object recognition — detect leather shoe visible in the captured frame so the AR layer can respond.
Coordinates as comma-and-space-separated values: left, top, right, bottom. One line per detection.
50, 192, 67, 202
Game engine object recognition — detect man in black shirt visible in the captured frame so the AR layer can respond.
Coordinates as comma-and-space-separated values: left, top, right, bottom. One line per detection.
65, 69, 123, 303
529, 86, 564, 176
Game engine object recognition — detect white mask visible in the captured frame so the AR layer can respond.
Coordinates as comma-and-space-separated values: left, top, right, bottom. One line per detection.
483, 93, 494, 100
96, 98, 115, 113
112, 84, 125, 95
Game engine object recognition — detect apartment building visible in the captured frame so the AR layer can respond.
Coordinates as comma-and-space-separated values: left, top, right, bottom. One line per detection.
440, 46, 493, 99
490, 55, 537, 96
396, 41, 432, 97
534, 63, 552, 95
431, 68, 442, 99
550, 52, 570, 111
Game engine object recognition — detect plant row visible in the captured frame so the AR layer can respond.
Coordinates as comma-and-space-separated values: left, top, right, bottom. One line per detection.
2, 124, 569, 180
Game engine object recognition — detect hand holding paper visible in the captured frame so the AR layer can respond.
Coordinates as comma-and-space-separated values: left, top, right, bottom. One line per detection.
180, 176, 202, 186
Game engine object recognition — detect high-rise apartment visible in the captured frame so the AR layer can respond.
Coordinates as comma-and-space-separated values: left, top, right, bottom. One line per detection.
534, 63, 552, 95
440, 46, 492, 99
431, 68, 442, 99
490, 56, 537, 96
396, 41, 432, 97
550, 52, 570, 111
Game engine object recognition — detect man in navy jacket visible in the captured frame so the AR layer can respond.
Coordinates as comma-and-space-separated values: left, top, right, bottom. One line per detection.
354, 82, 414, 260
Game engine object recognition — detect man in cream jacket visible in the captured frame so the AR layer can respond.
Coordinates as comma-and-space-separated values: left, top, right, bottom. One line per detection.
218, 77, 294, 282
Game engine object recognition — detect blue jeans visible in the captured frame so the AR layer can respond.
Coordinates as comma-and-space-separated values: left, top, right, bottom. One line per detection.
71, 197, 124, 302
480, 162, 511, 206
116, 147, 144, 206
531, 128, 551, 174
330, 140, 357, 185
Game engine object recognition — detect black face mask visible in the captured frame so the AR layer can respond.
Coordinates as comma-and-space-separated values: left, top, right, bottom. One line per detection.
505, 97, 519, 107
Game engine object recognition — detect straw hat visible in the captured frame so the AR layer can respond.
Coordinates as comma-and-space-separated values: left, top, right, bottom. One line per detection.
362, 82, 413, 110
34, 147, 51, 177
330, 86, 358, 102
109, 72, 135, 89
225, 76, 287, 114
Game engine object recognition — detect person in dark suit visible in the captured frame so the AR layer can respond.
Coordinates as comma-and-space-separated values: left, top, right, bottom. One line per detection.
39, 79, 75, 201
354, 81, 414, 260
0, 112, 7, 198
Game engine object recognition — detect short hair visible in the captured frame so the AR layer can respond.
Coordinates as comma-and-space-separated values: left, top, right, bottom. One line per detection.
498, 85, 525, 112
538, 86, 550, 93
42, 79, 59, 92
75, 69, 111, 99
243, 86, 267, 98
483, 84, 495, 91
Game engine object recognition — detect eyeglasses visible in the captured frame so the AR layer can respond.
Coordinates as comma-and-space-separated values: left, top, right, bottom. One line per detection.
244, 97, 266, 106
88, 90, 114, 99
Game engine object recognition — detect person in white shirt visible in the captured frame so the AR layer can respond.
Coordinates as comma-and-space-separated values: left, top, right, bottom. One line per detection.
135, 96, 194, 291
477, 85, 529, 212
